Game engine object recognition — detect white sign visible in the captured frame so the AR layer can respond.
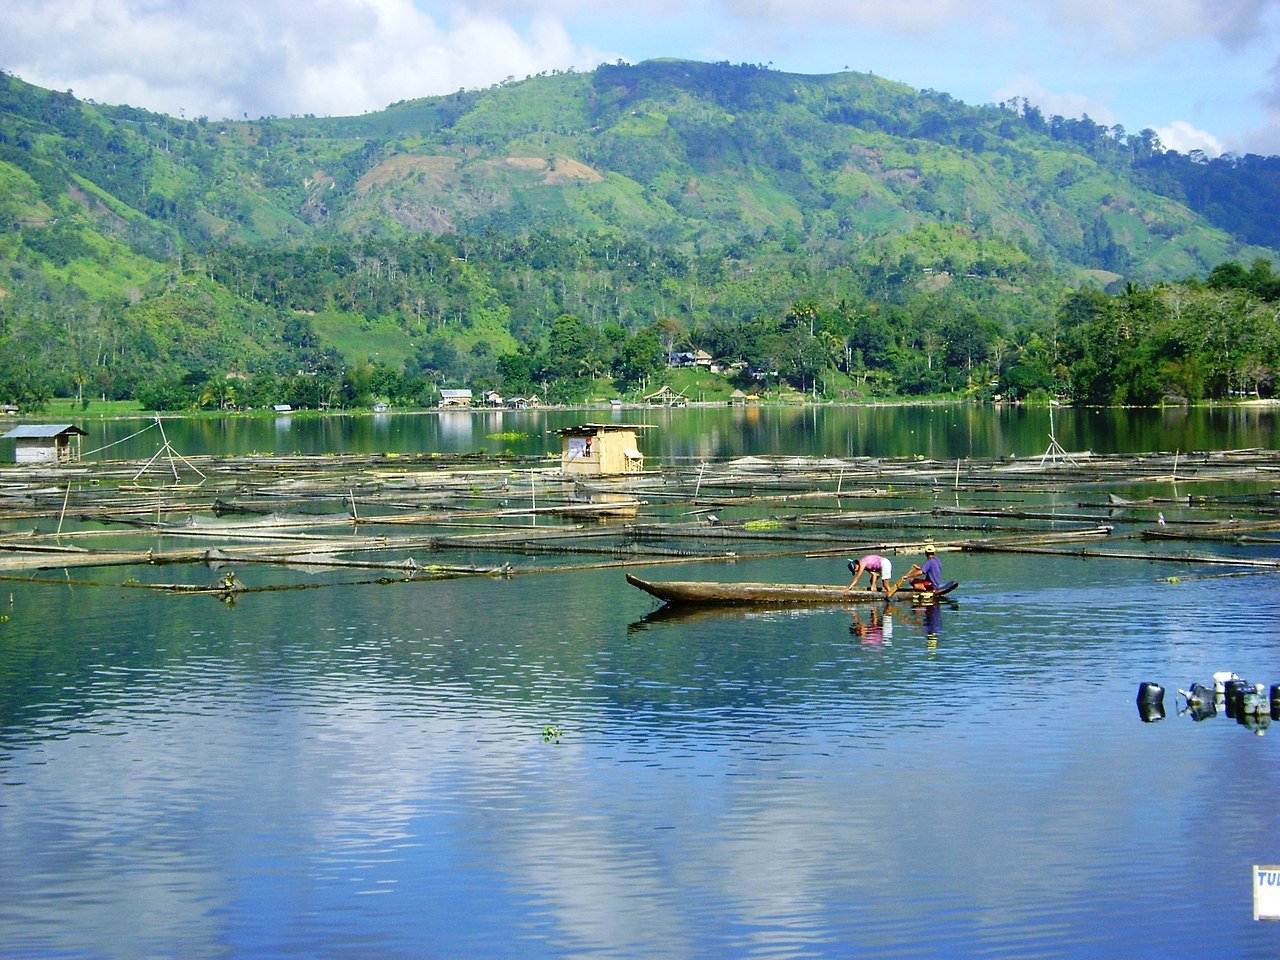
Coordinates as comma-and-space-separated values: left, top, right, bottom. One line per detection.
1254, 865, 1280, 920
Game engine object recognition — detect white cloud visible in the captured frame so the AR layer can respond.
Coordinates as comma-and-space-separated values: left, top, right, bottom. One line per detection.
1236, 55, 1280, 153
514, 0, 1279, 50
1029, 0, 1274, 51
0, 0, 1277, 154
992, 76, 1116, 126
1155, 120, 1225, 156
0, 0, 611, 119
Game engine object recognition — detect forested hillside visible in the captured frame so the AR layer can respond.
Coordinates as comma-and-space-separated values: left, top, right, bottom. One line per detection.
0, 59, 1277, 410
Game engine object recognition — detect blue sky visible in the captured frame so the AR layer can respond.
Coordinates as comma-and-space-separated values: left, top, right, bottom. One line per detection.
2, 0, 1278, 155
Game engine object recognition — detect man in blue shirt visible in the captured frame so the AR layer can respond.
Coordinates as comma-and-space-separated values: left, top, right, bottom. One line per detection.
909, 545, 943, 590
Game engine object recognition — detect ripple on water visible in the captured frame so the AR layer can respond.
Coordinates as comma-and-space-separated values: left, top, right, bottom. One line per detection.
1, 554, 1279, 959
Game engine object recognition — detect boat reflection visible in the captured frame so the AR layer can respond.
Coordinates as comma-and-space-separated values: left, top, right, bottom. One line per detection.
627, 602, 836, 633
629, 597, 956, 641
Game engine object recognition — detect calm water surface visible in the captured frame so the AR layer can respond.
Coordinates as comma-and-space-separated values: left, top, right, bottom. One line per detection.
2, 407, 1278, 959
59, 401, 1279, 461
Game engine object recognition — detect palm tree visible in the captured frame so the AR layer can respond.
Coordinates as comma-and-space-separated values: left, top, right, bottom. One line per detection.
199, 377, 237, 410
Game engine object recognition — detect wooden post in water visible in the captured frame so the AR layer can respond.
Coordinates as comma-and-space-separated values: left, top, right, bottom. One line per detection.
56, 485, 70, 537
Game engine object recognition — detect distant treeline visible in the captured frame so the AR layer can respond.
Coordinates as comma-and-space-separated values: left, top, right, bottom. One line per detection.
1, 230, 1275, 410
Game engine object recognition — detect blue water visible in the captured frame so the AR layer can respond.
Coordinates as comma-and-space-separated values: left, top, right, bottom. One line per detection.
1, 410, 1279, 958
2, 551, 1278, 959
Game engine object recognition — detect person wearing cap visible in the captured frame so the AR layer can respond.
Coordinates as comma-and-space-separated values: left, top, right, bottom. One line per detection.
845, 554, 893, 594
908, 544, 943, 591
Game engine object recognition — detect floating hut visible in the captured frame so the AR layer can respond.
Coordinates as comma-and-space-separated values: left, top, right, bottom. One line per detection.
3, 424, 87, 464
552, 423, 648, 476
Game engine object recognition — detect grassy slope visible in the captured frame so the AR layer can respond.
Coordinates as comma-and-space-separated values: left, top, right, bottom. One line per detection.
0, 62, 1275, 398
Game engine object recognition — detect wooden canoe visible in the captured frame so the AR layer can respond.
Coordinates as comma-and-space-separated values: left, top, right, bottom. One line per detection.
626, 573, 958, 605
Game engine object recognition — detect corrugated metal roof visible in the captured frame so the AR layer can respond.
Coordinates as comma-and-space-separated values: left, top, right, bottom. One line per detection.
551, 423, 650, 437
2, 424, 87, 439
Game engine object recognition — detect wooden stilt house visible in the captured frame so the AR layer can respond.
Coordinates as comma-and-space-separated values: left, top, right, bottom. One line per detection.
552, 423, 648, 476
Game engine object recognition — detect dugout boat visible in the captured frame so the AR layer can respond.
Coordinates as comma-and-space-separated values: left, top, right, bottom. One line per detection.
625, 572, 958, 606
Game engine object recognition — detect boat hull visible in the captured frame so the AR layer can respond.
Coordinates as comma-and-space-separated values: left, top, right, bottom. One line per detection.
626, 573, 957, 605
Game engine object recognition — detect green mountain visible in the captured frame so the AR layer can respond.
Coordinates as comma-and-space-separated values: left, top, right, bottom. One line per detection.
0, 59, 1277, 408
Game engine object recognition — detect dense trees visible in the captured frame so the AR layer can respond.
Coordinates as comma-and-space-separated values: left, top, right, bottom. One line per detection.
2, 65, 1278, 411
2, 229, 1276, 410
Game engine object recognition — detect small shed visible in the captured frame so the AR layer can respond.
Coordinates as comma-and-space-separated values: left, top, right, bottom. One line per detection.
3, 424, 88, 464
439, 389, 473, 408
552, 423, 648, 476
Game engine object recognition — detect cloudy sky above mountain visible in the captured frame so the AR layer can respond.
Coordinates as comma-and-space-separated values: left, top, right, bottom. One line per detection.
2, 0, 1278, 155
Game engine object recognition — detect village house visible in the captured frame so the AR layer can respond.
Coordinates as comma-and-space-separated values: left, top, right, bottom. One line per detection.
666, 349, 713, 369
3, 424, 88, 464
439, 389, 473, 408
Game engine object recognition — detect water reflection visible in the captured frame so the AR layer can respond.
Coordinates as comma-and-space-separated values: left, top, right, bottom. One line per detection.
849, 606, 892, 645
63, 404, 1280, 462
5, 422, 1280, 958
1158, 677, 1279, 734
850, 600, 952, 648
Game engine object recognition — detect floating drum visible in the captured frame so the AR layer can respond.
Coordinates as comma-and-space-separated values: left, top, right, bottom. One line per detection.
1185, 683, 1217, 720
1137, 682, 1164, 705
1137, 682, 1165, 722
1241, 687, 1263, 715
1186, 682, 1214, 706
1188, 701, 1217, 722
1224, 679, 1249, 718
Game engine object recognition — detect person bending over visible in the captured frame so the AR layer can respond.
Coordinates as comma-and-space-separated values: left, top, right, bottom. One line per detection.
846, 554, 892, 594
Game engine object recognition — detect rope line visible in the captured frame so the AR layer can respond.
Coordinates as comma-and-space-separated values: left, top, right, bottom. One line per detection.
78, 420, 160, 458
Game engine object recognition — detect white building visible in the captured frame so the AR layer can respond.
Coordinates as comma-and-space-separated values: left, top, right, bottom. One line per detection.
3, 424, 88, 464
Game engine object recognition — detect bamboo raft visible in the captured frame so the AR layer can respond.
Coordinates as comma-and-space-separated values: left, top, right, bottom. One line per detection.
0, 444, 1276, 595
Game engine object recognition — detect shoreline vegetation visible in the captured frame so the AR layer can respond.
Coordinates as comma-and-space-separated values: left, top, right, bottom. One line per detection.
5, 258, 1278, 419
5, 394, 1277, 423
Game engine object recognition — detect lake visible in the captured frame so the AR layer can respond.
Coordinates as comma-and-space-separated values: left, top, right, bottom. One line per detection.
1, 405, 1278, 959
56, 400, 1280, 461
